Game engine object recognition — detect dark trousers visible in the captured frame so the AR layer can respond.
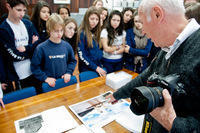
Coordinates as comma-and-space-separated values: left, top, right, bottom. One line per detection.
19, 75, 43, 94
3, 75, 42, 94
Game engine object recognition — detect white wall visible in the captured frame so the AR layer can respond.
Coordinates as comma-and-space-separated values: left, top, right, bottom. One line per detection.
103, 0, 140, 11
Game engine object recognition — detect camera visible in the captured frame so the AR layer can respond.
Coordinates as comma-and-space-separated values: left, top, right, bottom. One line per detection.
130, 73, 186, 115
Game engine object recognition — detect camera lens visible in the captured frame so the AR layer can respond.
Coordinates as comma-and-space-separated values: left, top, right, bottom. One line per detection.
130, 86, 164, 115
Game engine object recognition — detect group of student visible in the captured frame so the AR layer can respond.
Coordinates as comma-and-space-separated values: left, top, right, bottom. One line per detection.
1, 0, 199, 107
0, 0, 156, 97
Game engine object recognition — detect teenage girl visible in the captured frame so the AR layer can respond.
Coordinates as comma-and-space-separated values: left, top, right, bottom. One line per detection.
92, 0, 103, 9
101, 10, 126, 73
63, 17, 78, 54
124, 11, 152, 73
57, 5, 70, 20
77, 7, 106, 77
99, 7, 108, 30
31, 0, 51, 43
121, 7, 134, 31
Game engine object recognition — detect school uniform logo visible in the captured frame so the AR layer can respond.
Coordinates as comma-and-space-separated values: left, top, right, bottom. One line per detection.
49, 54, 66, 59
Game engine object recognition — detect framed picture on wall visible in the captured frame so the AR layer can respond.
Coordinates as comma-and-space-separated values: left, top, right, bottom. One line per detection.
53, 0, 70, 4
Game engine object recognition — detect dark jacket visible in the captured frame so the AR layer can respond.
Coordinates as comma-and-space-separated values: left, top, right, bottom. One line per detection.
0, 19, 38, 81
114, 29, 200, 133
78, 31, 103, 72
32, 20, 49, 44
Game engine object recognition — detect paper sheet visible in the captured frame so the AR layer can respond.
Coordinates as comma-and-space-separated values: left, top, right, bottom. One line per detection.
115, 108, 144, 133
15, 106, 79, 133
69, 91, 131, 130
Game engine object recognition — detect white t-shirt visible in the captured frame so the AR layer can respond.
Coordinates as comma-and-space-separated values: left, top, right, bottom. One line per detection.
6, 19, 32, 80
100, 28, 126, 60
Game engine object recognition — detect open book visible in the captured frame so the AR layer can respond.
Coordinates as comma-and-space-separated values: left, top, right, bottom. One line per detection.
15, 106, 79, 133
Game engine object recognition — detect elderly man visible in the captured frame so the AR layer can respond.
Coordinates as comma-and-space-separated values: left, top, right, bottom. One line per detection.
106, 0, 200, 132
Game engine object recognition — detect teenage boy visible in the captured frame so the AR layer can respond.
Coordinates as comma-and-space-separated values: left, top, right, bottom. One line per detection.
0, 0, 41, 93
31, 13, 77, 87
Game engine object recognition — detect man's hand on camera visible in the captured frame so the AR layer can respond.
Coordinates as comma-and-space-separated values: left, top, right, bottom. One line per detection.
150, 89, 176, 131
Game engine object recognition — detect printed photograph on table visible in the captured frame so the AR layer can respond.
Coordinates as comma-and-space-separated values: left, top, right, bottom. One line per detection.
15, 106, 79, 133
69, 91, 130, 128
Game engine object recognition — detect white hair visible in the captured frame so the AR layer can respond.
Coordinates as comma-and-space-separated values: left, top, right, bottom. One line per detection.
139, 0, 186, 22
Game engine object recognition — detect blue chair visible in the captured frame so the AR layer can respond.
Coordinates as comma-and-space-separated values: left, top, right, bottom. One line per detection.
3, 86, 37, 104
79, 71, 99, 82
42, 76, 77, 93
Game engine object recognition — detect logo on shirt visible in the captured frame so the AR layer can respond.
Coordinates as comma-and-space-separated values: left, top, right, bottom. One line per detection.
15, 37, 28, 47
49, 54, 66, 59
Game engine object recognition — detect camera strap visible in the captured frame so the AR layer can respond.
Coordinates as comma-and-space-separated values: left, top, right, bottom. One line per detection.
142, 114, 153, 133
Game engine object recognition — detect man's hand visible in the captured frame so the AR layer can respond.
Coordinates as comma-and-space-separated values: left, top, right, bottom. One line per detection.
150, 89, 176, 131
96, 67, 107, 77
61, 74, 71, 83
45, 77, 56, 87
17, 46, 26, 52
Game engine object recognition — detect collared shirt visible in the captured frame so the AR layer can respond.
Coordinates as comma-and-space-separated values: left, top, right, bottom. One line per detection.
164, 19, 200, 60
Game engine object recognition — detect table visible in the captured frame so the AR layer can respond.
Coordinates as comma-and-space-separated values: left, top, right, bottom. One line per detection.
0, 69, 138, 133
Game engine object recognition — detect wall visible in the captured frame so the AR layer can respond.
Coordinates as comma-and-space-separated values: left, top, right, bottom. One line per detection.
0, 0, 8, 17
27, 0, 95, 15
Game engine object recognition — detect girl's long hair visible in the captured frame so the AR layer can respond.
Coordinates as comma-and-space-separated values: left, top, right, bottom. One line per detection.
121, 7, 135, 30
92, 0, 103, 6
31, 1, 51, 34
57, 5, 71, 17
106, 10, 124, 46
63, 17, 78, 54
78, 7, 101, 48
99, 7, 109, 30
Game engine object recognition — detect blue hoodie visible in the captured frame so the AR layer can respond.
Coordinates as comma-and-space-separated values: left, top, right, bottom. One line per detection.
78, 31, 103, 72
31, 39, 77, 81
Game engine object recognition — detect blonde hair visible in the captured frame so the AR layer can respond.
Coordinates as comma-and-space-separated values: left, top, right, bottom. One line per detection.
78, 7, 101, 48
46, 13, 64, 33
92, 0, 103, 6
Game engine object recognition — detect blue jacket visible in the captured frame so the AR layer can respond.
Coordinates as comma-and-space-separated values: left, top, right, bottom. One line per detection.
124, 28, 152, 72
32, 20, 48, 44
78, 31, 103, 72
31, 39, 77, 81
0, 19, 38, 81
